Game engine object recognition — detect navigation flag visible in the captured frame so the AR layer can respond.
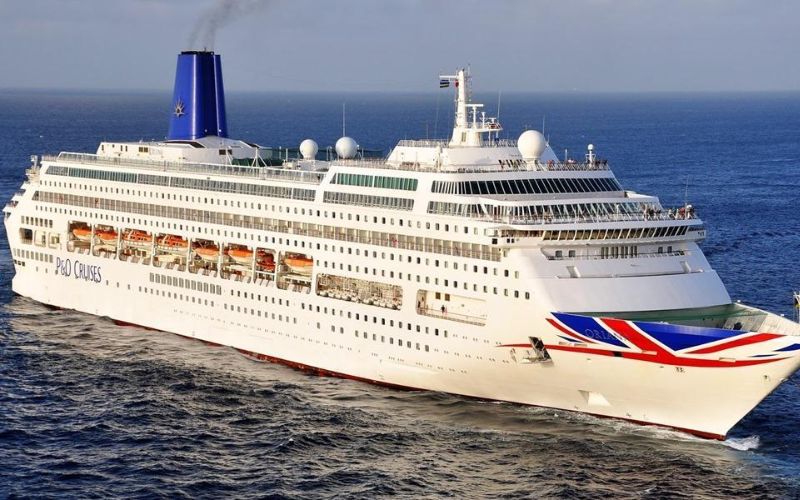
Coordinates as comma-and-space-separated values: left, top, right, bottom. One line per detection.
439, 79, 450, 88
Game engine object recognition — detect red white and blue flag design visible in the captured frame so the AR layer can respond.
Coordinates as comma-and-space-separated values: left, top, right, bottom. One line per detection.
537, 313, 800, 368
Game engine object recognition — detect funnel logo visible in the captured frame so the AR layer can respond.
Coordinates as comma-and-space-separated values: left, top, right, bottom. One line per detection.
173, 98, 185, 117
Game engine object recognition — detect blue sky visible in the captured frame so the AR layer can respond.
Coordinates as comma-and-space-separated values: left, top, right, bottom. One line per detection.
1, 0, 798, 92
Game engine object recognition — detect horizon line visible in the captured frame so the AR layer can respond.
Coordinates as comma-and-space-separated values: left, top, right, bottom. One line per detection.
2, 87, 800, 95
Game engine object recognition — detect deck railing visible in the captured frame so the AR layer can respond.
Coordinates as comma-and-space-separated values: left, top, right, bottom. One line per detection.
416, 307, 486, 326
333, 157, 611, 174
44, 152, 326, 185
395, 139, 517, 148
545, 250, 687, 261
427, 209, 698, 226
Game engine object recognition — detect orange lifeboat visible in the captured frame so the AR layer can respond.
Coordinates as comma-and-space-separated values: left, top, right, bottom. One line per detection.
157, 234, 188, 255
72, 227, 92, 242
194, 243, 220, 263
123, 229, 151, 249
95, 228, 118, 244
227, 247, 254, 266
284, 255, 313, 275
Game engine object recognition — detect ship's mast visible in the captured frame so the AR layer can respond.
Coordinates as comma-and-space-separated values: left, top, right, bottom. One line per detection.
454, 68, 468, 131
440, 68, 502, 147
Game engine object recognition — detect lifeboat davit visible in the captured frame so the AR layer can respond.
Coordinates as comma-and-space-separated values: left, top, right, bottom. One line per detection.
256, 251, 276, 272
72, 227, 92, 241
157, 234, 188, 255
123, 229, 152, 249
227, 247, 254, 266
284, 255, 313, 275
96, 228, 118, 244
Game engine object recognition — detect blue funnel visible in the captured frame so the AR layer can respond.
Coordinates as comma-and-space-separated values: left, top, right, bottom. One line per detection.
167, 51, 228, 140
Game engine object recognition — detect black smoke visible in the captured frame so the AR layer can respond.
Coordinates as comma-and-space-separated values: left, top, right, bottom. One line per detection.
187, 0, 271, 50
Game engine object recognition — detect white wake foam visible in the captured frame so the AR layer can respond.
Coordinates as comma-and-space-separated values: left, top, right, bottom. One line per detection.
723, 435, 761, 451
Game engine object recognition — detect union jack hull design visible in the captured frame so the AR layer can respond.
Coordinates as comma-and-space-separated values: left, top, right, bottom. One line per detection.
546, 313, 800, 368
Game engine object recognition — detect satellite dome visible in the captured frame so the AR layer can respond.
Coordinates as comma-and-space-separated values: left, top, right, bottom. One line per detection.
517, 130, 547, 160
299, 139, 318, 160
335, 136, 358, 159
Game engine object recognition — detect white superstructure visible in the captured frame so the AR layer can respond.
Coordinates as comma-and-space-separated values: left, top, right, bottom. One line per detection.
6, 54, 800, 440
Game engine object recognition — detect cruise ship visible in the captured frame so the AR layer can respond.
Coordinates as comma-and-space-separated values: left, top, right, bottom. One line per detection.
6, 51, 800, 440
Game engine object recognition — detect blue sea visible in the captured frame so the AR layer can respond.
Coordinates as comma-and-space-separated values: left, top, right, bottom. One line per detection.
0, 89, 798, 498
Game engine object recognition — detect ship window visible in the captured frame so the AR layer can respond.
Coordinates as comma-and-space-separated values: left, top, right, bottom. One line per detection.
565, 178, 580, 192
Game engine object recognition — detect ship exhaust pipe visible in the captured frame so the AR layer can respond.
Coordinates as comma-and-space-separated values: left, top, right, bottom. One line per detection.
167, 50, 228, 141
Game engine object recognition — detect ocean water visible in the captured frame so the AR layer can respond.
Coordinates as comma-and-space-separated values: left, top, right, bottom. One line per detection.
0, 89, 798, 498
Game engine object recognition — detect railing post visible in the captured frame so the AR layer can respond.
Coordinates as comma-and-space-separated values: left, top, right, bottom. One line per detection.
186, 237, 192, 271
116, 229, 122, 260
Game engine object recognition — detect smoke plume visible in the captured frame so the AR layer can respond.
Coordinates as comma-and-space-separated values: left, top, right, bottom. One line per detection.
188, 0, 271, 51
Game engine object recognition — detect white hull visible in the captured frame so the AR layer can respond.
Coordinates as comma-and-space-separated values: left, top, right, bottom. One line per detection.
9, 246, 800, 439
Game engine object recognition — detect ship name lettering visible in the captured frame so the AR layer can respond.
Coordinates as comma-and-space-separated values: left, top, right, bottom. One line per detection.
54, 257, 102, 283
